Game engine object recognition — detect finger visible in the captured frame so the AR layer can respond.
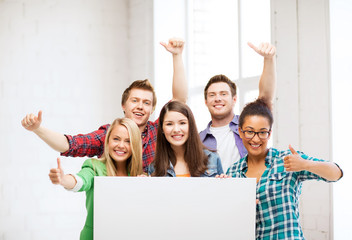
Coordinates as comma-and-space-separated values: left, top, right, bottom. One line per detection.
49, 168, 60, 174
38, 110, 42, 122
256, 199, 259, 204
57, 157, 62, 170
264, 43, 271, 55
24, 114, 33, 125
29, 114, 37, 125
159, 42, 168, 49
288, 144, 298, 155
247, 42, 257, 52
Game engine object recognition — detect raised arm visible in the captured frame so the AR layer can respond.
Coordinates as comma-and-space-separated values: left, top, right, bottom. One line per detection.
160, 38, 187, 103
284, 145, 343, 181
21, 111, 69, 152
248, 42, 277, 110
21, 110, 107, 157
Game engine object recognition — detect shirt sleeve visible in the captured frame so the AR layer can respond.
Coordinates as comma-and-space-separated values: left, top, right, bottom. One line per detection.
297, 152, 342, 182
65, 174, 83, 192
60, 124, 110, 158
76, 159, 99, 192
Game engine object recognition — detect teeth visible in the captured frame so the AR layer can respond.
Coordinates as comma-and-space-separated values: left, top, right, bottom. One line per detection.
115, 150, 125, 155
251, 144, 260, 148
135, 113, 143, 116
172, 135, 183, 140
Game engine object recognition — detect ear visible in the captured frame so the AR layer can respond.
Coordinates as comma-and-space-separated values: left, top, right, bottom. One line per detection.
122, 104, 126, 113
238, 127, 244, 140
232, 94, 237, 104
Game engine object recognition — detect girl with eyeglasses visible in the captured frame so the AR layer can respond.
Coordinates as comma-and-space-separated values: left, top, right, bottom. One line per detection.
226, 98, 343, 240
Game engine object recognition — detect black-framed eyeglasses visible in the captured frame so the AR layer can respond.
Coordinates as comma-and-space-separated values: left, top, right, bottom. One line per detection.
241, 129, 271, 139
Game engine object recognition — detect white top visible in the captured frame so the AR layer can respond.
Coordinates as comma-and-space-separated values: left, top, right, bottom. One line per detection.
210, 124, 241, 173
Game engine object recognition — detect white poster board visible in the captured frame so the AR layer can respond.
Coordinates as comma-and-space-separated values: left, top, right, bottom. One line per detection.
94, 177, 256, 240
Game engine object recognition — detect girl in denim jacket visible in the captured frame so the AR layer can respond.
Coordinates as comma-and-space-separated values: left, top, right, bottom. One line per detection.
148, 101, 223, 177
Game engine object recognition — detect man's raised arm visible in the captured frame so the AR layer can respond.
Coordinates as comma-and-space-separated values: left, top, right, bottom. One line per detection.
160, 38, 188, 103
21, 110, 70, 152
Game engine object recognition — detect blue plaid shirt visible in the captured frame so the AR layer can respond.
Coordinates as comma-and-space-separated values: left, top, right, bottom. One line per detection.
227, 147, 339, 240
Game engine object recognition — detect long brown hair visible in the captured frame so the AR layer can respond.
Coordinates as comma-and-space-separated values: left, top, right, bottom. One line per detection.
153, 101, 208, 176
99, 118, 143, 176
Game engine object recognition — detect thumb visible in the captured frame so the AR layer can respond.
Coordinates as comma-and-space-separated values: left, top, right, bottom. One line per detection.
160, 41, 167, 48
38, 110, 43, 122
247, 42, 258, 51
288, 144, 298, 155
57, 157, 62, 170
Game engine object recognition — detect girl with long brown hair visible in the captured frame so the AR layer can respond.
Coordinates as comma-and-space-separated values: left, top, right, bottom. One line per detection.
149, 101, 223, 177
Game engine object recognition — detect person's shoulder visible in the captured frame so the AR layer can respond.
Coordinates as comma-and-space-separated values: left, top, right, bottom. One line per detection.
98, 124, 110, 130
82, 158, 106, 169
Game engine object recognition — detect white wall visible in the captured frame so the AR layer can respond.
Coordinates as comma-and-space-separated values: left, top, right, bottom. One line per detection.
0, 0, 130, 239
272, 0, 333, 239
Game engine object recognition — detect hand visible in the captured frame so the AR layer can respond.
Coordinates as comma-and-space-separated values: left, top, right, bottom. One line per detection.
160, 38, 185, 55
248, 42, 276, 59
49, 158, 65, 185
283, 145, 307, 172
215, 174, 231, 179
21, 110, 42, 131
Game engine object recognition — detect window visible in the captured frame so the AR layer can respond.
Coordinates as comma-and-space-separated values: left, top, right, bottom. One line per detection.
187, 0, 271, 131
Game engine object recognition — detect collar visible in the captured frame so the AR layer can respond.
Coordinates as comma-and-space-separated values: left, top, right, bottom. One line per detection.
203, 115, 240, 136
240, 147, 275, 172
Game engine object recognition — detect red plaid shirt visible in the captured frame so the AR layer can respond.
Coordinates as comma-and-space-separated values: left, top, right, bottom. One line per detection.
61, 120, 158, 171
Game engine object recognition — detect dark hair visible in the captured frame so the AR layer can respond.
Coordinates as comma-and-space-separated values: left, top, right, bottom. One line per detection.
239, 98, 273, 128
121, 79, 157, 110
204, 74, 237, 100
153, 101, 208, 176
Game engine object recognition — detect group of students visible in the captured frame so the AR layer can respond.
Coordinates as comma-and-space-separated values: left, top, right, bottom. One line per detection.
21, 38, 343, 240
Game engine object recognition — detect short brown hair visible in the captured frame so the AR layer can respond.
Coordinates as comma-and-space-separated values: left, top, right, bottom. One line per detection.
204, 74, 237, 100
121, 79, 157, 110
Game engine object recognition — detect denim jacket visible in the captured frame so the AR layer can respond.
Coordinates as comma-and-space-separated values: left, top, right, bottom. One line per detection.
147, 149, 224, 177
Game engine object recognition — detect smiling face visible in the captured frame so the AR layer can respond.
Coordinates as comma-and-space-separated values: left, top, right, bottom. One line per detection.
108, 124, 132, 163
239, 115, 271, 159
205, 82, 237, 122
122, 88, 154, 131
162, 111, 189, 149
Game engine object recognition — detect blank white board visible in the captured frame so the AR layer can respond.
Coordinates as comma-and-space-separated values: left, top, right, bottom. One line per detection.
94, 177, 256, 240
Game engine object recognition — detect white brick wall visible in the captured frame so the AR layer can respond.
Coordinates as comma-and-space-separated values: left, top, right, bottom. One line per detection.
0, 0, 130, 239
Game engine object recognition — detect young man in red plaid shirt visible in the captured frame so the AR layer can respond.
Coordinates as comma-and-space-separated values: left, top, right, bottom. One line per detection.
21, 38, 187, 171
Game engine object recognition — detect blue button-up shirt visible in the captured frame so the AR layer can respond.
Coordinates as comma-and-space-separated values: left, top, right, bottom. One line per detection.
227, 147, 342, 240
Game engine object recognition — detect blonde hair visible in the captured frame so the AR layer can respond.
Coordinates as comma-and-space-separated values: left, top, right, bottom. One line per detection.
99, 118, 143, 176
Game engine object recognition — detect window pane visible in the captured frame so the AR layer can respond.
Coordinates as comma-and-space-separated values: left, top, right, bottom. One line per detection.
241, 0, 271, 78
191, 0, 239, 89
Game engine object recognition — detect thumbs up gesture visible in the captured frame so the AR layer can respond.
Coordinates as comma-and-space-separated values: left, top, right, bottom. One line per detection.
248, 42, 276, 59
21, 110, 43, 131
49, 158, 65, 185
283, 145, 307, 172
160, 38, 185, 55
